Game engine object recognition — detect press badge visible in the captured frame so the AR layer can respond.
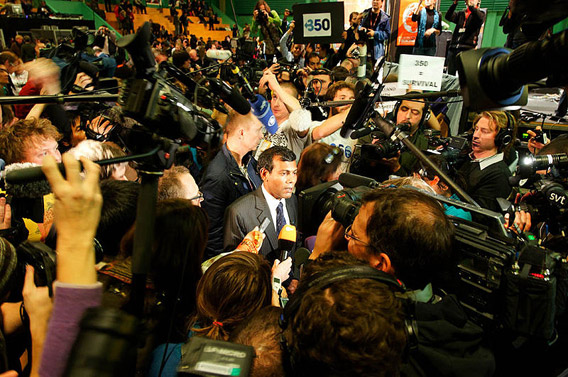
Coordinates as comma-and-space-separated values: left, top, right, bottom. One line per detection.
458, 28, 466, 33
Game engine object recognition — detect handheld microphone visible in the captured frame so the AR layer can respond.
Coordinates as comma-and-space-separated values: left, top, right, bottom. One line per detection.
205, 49, 232, 61
249, 94, 278, 134
278, 224, 297, 261
207, 78, 251, 115
294, 247, 311, 267
230, 64, 278, 134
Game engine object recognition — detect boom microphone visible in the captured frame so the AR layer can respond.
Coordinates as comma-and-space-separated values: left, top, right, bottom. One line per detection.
4, 163, 53, 198
205, 49, 232, 61
350, 126, 375, 139
207, 78, 251, 115
341, 80, 372, 138
278, 224, 297, 261
338, 173, 379, 189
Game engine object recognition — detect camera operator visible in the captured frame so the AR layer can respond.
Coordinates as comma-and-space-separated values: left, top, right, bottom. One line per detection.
357, 97, 433, 180
93, 26, 117, 57
251, 0, 282, 62
456, 111, 514, 212
337, 12, 363, 61
310, 188, 495, 376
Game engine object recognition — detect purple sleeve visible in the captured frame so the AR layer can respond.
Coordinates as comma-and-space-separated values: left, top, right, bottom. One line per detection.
39, 282, 103, 377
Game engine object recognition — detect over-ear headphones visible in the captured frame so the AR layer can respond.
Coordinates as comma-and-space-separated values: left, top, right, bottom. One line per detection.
279, 265, 417, 375
494, 111, 515, 149
393, 98, 431, 130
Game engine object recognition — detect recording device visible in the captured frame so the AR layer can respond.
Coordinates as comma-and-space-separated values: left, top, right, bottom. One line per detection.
255, 8, 269, 25
278, 224, 297, 261
205, 49, 232, 61
294, 247, 311, 267
259, 217, 271, 234
117, 22, 223, 144
516, 153, 568, 179
298, 173, 377, 235
451, 216, 565, 341
64, 307, 140, 377
8, 241, 56, 301
456, 29, 568, 110
230, 63, 278, 134
177, 336, 254, 376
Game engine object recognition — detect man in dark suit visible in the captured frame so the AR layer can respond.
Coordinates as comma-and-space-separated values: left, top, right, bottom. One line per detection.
223, 146, 298, 261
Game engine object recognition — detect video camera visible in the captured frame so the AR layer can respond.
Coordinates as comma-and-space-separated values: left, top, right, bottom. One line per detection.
298, 173, 379, 236
117, 22, 222, 149
501, 153, 568, 250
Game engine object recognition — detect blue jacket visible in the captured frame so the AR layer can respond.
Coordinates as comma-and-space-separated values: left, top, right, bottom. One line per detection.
361, 8, 391, 59
200, 143, 262, 260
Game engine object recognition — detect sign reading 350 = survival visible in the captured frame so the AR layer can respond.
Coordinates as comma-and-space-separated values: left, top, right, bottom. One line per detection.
303, 13, 332, 37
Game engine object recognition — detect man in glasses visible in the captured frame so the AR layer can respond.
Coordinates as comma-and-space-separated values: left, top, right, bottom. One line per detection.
158, 165, 204, 206
311, 188, 495, 376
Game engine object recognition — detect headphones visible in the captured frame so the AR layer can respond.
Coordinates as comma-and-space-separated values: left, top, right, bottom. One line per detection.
393, 97, 431, 130
279, 265, 417, 374
494, 111, 515, 149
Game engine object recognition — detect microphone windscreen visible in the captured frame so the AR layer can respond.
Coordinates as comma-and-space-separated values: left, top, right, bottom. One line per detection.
294, 247, 311, 266
205, 49, 232, 61
278, 224, 297, 261
250, 94, 278, 134
5, 163, 53, 198
340, 81, 372, 138
338, 172, 379, 188
278, 224, 296, 243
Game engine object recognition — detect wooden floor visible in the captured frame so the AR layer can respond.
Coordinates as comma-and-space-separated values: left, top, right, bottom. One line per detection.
104, 6, 231, 41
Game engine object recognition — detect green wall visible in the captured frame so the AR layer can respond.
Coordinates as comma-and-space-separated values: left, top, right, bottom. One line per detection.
46, 0, 121, 35
227, 0, 566, 48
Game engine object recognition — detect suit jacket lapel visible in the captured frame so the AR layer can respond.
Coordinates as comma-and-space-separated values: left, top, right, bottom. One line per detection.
254, 189, 277, 251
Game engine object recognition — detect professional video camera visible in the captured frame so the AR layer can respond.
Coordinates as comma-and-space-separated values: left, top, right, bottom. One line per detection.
46, 27, 117, 93
424, 132, 471, 171
299, 172, 567, 344
499, 153, 568, 251
117, 22, 222, 149
451, 215, 567, 342
298, 173, 378, 236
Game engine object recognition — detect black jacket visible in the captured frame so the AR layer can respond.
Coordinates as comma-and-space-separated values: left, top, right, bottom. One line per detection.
457, 153, 512, 212
445, 3, 485, 50
200, 143, 261, 260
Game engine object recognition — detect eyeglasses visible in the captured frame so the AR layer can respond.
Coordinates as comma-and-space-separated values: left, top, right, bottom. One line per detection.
344, 224, 372, 248
189, 191, 204, 202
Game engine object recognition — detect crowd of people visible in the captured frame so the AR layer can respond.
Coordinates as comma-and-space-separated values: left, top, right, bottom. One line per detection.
0, 0, 567, 376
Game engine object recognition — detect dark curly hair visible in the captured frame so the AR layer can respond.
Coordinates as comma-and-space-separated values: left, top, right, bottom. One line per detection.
289, 250, 406, 377
362, 188, 455, 290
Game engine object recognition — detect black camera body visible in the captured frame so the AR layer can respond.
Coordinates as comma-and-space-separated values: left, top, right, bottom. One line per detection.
452, 217, 566, 341
256, 9, 268, 25
298, 180, 372, 236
